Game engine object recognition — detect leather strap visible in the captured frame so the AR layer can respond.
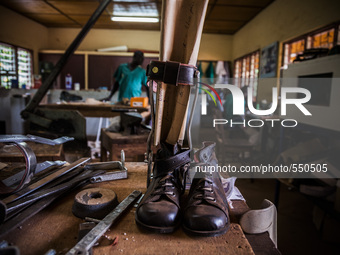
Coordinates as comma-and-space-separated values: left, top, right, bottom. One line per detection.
154, 149, 191, 178
147, 61, 198, 86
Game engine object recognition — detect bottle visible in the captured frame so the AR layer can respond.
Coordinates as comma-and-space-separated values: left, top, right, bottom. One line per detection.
74, 82, 80, 91
65, 73, 72, 90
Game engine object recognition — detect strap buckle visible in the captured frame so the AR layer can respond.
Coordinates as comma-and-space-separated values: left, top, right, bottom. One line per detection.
147, 61, 197, 86
163, 61, 181, 86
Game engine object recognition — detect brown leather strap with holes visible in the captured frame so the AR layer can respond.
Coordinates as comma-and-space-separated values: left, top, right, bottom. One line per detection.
147, 61, 198, 86
153, 149, 191, 178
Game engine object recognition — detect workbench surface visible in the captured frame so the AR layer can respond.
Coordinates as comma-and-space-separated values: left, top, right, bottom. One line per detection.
1, 162, 255, 255
39, 103, 149, 118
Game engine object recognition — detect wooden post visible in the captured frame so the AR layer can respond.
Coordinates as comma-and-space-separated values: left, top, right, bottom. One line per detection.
154, 0, 208, 147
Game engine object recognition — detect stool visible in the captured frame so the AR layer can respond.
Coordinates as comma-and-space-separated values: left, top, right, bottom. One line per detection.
100, 128, 151, 162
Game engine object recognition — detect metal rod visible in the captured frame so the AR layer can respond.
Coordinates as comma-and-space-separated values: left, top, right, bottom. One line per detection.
146, 80, 156, 187
186, 75, 200, 149
22, 0, 112, 115
2, 157, 91, 204
66, 190, 142, 255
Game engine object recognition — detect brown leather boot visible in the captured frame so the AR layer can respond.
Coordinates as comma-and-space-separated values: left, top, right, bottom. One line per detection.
183, 142, 230, 237
135, 144, 190, 233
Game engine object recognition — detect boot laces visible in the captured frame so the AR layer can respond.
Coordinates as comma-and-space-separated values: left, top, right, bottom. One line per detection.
194, 179, 216, 202
153, 174, 177, 196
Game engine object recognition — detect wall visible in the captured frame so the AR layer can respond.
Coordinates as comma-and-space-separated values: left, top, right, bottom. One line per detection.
232, 0, 340, 60
46, 28, 233, 61
46, 28, 160, 53
232, 0, 340, 102
200, 33, 233, 60
0, 6, 49, 74
0, 5, 233, 76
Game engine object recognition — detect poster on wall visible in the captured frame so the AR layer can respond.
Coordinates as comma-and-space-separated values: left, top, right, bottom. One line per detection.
260, 41, 279, 78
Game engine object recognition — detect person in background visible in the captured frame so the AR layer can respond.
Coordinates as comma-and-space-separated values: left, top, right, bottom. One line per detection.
101, 50, 149, 103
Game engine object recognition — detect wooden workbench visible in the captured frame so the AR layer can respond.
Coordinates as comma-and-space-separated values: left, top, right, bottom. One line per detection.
1, 163, 257, 255
39, 103, 149, 118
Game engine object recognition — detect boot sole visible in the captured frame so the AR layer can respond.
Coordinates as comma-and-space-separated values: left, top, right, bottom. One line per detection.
182, 222, 230, 237
135, 216, 180, 234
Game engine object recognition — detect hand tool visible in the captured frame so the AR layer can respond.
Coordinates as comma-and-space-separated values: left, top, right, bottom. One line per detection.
66, 190, 142, 255
2, 166, 86, 222
0, 240, 20, 255
1, 161, 66, 187
0, 169, 105, 223
0, 168, 103, 236
85, 150, 128, 183
2, 157, 91, 204
0, 141, 36, 194
0, 135, 74, 145
89, 170, 127, 184
0, 134, 73, 194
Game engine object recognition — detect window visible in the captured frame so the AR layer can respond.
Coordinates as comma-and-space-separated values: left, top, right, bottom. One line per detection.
283, 38, 305, 68
234, 50, 260, 98
282, 21, 340, 68
307, 28, 335, 49
0, 42, 33, 89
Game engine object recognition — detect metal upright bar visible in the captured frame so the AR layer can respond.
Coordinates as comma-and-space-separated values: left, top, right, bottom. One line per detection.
22, 0, 112, 116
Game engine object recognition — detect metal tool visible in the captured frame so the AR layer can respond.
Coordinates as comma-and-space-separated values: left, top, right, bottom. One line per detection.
0, 142, 36, 194
0, 169, 104, 223
0, 168, 103, 237
2, 157, 91, 204
72, 188, 118, 219
1, 161, 66, 187
89, 170, 127, 183
0, 134, 74, 145
66, 190, 142, 255
85, 150, 128, 183
0, 240, 20, 255
0, 134, 73, 194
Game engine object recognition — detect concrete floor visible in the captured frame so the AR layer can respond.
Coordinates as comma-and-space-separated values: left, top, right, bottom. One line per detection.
236, 178, 340, 255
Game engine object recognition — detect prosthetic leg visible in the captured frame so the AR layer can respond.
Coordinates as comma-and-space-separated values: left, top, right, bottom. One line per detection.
135, 0, 229, 236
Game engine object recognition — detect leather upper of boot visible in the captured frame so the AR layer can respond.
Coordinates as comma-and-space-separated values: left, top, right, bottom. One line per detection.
183, 171, 229, 231
183, 141, 229, 234
136, 146, 190, 230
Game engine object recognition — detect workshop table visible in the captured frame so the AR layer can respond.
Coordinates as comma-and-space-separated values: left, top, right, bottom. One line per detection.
0, 162, 272, 255
39, 103, 149, 118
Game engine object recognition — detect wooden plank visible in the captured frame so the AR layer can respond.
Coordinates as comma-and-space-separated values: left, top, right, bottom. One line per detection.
204, 20, 244, 31
208, 5, 262, 21
1, 162, 254, 255
24, 13, 76, 25
48, 1, 100, 15
155, 0, 209, 146
2, 1, 58, 14
216, 0, 273, 7
38, 104, 149, 118
102, 131, 149, 145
